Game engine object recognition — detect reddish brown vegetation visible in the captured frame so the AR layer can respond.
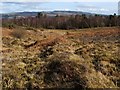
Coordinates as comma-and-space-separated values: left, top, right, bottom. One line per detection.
2, 27, 120, 88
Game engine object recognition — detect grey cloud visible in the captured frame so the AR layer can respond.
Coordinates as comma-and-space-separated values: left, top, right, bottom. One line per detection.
1, 2, 50, 13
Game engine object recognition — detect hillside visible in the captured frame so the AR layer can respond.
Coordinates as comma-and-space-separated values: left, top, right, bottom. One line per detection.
2, 27, 120, 89
1, 11, 96, 19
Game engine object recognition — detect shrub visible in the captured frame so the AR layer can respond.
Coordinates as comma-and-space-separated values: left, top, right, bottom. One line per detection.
43, 59, 87, 88
10, 29, 26, 39
2, 23, 16, 29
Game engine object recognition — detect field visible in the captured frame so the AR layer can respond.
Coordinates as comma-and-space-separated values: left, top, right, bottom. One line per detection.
2, 27, 120, 88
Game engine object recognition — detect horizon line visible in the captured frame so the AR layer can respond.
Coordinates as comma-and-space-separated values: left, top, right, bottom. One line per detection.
1, 10, 118, 15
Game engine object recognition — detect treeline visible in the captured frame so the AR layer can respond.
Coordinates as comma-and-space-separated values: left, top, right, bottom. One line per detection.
2, 13, 120, 29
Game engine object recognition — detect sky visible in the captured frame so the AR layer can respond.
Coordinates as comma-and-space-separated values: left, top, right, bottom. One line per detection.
0, 1, 119, 15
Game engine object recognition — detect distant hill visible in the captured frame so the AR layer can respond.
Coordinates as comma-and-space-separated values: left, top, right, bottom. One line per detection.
1, 10, 106, 19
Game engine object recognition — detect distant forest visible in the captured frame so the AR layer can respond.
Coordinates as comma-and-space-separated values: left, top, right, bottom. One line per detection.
2, 12, 120, 29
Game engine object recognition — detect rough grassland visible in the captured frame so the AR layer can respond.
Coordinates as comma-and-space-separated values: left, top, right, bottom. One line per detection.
2, 27, 120, 89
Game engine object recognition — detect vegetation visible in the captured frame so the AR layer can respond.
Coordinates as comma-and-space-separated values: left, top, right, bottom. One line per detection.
10, 29, 26, 39
2, 13, 120, 30
1, 10, 120, 89
2, 27, 120, 89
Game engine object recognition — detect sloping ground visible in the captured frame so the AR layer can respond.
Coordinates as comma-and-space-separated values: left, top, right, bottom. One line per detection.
2, 27, 120, 89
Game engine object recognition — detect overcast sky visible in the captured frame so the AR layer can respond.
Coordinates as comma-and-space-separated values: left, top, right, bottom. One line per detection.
0, 1, 119, 15
0, 0, 119, 2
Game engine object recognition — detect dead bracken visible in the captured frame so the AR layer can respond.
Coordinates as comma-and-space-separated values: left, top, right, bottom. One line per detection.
2, 27, 120, 88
